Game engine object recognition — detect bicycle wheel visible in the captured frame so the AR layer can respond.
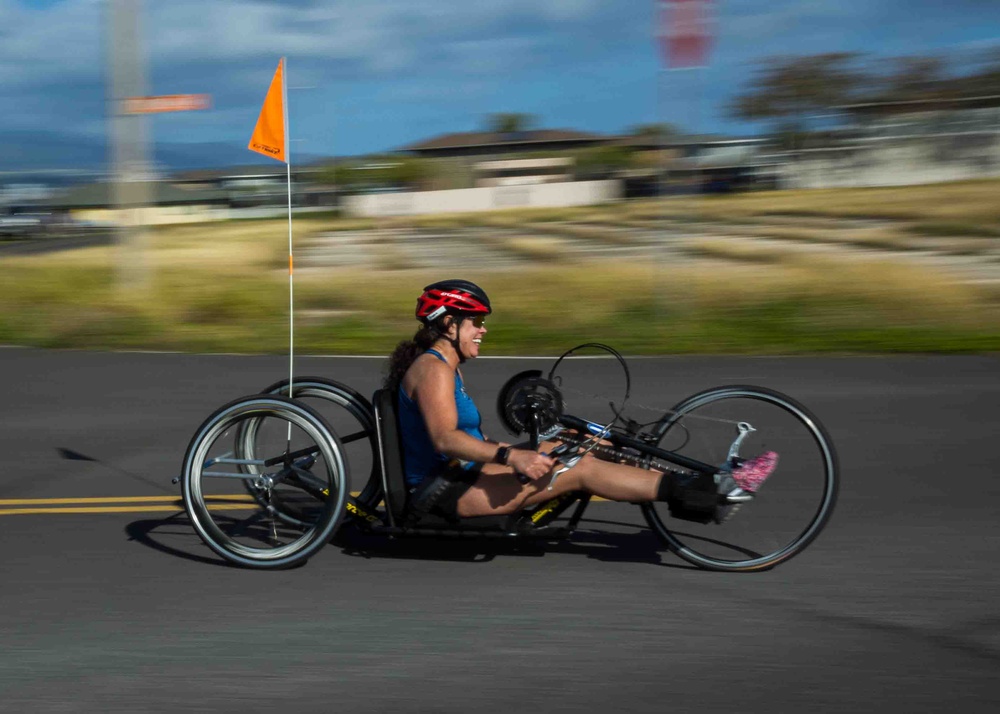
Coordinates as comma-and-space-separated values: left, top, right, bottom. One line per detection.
641, 385, 838, 572
256, 377, 383, 510
181, 395, 348, 569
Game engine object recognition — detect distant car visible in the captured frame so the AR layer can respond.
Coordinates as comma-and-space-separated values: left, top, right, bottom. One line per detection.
0, 213, 47, 238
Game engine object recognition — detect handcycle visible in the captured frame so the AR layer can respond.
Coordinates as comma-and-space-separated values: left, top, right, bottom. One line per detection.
177, 344, 838, 572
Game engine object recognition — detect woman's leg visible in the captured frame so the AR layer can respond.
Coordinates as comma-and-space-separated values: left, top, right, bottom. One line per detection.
456, 450, 663, 517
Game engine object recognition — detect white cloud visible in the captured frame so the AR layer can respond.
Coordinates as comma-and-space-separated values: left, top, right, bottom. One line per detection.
160, 0, 618, 76
5, 0, 990, 163
724, 0, 858, 43
0, 0, 611, 95
143, 0, 599, 69
0, 0, 102, 87
539, 0, 601, 22
443, 36, 543, 76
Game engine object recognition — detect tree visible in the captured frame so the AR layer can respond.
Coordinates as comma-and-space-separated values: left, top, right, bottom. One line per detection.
571, 145, 636, 179
865, 55, 951, 106
729, 52, 867, 147
731, 49, 1000, 144
955, 47, 1000, 100
314, 156, 434, 190
485, 113, 536, 134
315, 162, 357, 187
627, 123, 681, 140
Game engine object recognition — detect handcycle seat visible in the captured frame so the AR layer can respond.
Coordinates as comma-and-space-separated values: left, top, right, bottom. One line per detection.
371, 388, 513, 532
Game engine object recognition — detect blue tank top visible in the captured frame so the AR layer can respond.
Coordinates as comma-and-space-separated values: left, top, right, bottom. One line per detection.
397, 349, 485, 487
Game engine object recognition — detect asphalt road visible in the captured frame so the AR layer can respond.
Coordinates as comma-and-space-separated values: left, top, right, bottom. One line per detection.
1, 347, 998, 713
0, 231, 113, 256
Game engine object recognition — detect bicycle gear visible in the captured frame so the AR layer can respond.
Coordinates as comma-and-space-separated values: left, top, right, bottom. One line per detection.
497, 371, 564, 439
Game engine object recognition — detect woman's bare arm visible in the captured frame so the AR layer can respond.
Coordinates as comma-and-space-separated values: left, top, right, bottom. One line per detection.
408, 357, 554, 478
412, 358, 504, 464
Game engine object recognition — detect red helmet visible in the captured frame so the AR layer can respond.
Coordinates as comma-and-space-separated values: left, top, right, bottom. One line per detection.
416, 279, 492, 323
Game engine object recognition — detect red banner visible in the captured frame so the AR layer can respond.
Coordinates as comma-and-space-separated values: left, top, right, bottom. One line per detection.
657, 0, 713, 69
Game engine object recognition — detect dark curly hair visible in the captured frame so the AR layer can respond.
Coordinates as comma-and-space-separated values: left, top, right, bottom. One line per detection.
383, 321, 448, 390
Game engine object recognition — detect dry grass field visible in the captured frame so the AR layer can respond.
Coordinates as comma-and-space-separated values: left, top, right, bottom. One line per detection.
1, 180, 998, 353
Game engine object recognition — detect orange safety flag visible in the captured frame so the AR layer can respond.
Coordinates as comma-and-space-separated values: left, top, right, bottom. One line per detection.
248, 58, 288, 163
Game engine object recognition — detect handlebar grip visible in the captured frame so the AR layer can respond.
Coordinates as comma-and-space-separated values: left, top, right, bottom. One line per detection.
516, 473, 531, 485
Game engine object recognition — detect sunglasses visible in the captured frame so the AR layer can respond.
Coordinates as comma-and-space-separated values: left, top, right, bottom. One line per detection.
470, 315, 487, 328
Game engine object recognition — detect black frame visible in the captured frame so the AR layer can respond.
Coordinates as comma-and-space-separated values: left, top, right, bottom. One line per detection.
341, 407, 720, 541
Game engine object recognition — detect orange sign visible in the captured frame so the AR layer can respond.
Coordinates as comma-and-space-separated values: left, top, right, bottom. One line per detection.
123, 94, 211, 114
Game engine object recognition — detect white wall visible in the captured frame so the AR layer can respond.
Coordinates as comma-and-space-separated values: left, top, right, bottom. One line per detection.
779, 135, 1000, 189
342, 180, 622, 217
71, 205, 331, 226
72, 205, 233, 226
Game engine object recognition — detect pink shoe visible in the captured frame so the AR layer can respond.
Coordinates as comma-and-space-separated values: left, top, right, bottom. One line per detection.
732, 451, 778, 493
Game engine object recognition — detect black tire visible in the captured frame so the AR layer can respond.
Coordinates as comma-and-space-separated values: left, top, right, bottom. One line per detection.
181, 395, 348, 569
256, 377, 383, 510
641, 385, 838, 572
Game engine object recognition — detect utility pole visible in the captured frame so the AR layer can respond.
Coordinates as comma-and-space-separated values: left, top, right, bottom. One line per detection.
108, 0, 152, 289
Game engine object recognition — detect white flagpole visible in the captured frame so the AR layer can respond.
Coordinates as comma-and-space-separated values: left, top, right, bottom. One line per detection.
281, 56, 294, 447
283, 57, 293, 405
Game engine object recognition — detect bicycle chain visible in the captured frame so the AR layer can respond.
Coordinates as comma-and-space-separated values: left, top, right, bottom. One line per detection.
554, 433, 683, 473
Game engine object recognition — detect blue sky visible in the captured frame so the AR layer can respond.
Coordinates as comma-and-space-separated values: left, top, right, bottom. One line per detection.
1, 0, 998, 169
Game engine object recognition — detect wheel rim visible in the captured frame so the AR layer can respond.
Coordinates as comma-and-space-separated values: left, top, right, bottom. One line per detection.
644, 387, 837, 571
184, 398, 347, 564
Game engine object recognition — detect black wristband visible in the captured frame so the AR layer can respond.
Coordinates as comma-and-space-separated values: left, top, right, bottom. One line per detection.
494, 445, 511, 465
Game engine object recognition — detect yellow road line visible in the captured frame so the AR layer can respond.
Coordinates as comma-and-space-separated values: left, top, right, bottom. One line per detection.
0, 492, 365, 516
0, 504, 259, 516
0, 495, 254, 506
0, 492, 608, 516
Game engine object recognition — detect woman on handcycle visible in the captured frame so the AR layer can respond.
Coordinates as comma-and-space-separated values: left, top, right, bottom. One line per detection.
385, 279, 775, 523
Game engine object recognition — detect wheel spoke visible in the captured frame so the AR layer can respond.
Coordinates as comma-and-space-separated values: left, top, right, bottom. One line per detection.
202, 471, 260, 480
339, 429, 369, 444
257, 378, 381, 509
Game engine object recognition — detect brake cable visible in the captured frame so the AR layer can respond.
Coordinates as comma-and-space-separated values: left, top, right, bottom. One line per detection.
555, 381, 747, 428
544, 343, 631, 488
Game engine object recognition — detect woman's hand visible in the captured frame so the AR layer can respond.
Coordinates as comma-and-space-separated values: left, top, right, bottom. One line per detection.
508, 449, 555, 481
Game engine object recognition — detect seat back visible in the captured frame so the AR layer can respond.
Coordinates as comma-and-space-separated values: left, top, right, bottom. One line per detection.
372, 388, 409, 526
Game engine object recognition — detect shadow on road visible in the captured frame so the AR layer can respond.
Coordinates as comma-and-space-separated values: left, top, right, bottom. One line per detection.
337, 518, 698, 570
124, 513, 248, 569
57, 446, 176, 494
124, 514, 701, 571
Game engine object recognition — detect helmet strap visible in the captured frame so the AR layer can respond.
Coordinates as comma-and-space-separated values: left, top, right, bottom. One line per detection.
450, 316, 468, 364
452, 338, 466, 364
436, 315, 467, 364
